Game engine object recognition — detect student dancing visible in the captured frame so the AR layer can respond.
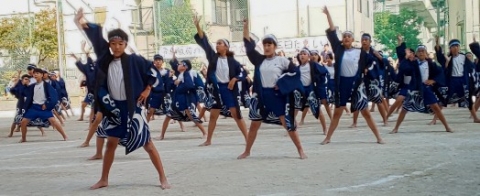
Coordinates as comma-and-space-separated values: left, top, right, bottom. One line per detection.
294, 48, 329, 134
192, 15, 248, 146
74, 8, 170, 190
237, 19, 307, 159
320, 6, 383, 145
390, 43, 452, 133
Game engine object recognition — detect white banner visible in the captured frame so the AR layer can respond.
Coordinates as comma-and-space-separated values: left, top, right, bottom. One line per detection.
158, 36, 330, 59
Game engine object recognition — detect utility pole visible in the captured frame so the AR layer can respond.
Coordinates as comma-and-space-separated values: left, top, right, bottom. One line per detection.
296, 0, 300, 37
56, 0, 65, 77
28, 0, 32, 47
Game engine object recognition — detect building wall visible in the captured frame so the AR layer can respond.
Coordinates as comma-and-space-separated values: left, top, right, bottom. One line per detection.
447, 0, 480, 51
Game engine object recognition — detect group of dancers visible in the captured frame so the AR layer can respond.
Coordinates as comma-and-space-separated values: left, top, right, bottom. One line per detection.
7, 64, 71, 141
6, 6, 480, 190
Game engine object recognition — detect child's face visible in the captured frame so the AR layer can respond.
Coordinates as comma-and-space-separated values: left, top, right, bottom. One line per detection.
21, 77, 30, 85
109, 39, 127, 58
298, 52, 310, 64
177, 63, 186, 72
33, 72, 43, 80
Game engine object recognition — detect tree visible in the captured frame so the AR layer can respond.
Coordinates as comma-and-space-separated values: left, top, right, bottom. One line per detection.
33, 9, 58, 68
158, 0, 198, 45
0, 8, 57, 70
374, 8, 423, 55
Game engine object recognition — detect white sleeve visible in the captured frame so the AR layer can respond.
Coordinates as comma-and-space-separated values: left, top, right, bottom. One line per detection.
280, 57, 291, 71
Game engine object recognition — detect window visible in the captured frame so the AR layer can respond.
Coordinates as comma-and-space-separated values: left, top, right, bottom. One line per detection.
94, 7, 107, 24
230, 0, 248, 41
357, 0, 362, 13
212, 0, 228, 25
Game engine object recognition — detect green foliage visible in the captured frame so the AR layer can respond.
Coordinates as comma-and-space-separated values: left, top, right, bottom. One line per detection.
0, 8, 57, 70
374, 8, 423, 55
159, 0, 197, 45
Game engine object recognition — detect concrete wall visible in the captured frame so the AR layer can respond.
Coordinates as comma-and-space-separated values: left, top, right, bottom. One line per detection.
447, 0, 480, 51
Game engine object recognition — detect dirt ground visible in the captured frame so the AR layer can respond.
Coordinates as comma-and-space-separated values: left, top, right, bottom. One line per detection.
0, 107, 479, 196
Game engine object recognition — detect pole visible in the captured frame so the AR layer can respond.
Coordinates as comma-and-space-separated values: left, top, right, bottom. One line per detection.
153, 0, 159, 54
307, 5, 310, 36
296, 0, 300, 37
28, 0, 32, 47
56, 0, 64, 77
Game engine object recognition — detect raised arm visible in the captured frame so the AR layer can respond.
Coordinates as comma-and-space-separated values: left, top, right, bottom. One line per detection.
434, 35, 447, 68
193, 15, 216, 62
396, 38, 407, 63
74, 8, 110, 61
243, 19, 263, 66
469, 35, 480, 58
70, 53, 87, 75
322, 6, 341, 48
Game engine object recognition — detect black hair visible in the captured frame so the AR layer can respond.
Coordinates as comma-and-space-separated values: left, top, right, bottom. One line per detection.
107, 29, 129, 42
407, 48, 415, 53
262, 38, 277, 46
33, 68, 44, 74
224, 51, 235, 57
326, 53, 333, 60
21, 74, 31, 79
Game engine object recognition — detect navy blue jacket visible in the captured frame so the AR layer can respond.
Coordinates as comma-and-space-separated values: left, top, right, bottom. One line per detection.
83, 23, 156, 119
435, 46, 475, 85
23, 81, 58, 111
75, 57, 97, 92
325, 29, 375, 107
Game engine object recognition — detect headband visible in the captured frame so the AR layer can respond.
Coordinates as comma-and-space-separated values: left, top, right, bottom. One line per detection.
362, 35, 371, 40
108, 35, 126, 42
220, 39, 230, 48
449, 41, 460, 48
342, 31, 353, 36
262, 34, 278, 45
416, 45, 427, 52
300, 48, 311, 55
310, 50, 319, 55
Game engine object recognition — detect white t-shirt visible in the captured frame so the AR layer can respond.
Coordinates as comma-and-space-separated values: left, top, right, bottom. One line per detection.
216, 57, 230, 83
159, 68, 168, 76
325, 65, 335, 79
340, 49, 361, 77
33, 81, 46, 105
107, 58, 127, 101
259, 56, 290, 88
419, 60, 429, 83
29, 77, 37, 85
451, 54, 465, 77
299, 63, 312, 86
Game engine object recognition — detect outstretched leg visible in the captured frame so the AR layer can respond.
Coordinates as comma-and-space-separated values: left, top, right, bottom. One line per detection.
360, 109, 384, 144
280, 116, 307, 159
237, 121, 262, 159
90, 137, 120, 190
143, 140, 171, 189
430, 103, 453, 132
321, 107, 345, 145
390, 109, 408, 134
199, 109, 220, 146
48, 117, 68, 141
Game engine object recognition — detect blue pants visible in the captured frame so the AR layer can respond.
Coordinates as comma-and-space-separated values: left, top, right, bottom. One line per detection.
149, 92, 164, 109
218, 83, 236, 108
338, 76, 355, 107
262, 88, 286, 117
23, 104, 54, 121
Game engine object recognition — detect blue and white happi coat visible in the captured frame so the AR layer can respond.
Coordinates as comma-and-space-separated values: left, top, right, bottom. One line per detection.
84, 23, 155, 155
